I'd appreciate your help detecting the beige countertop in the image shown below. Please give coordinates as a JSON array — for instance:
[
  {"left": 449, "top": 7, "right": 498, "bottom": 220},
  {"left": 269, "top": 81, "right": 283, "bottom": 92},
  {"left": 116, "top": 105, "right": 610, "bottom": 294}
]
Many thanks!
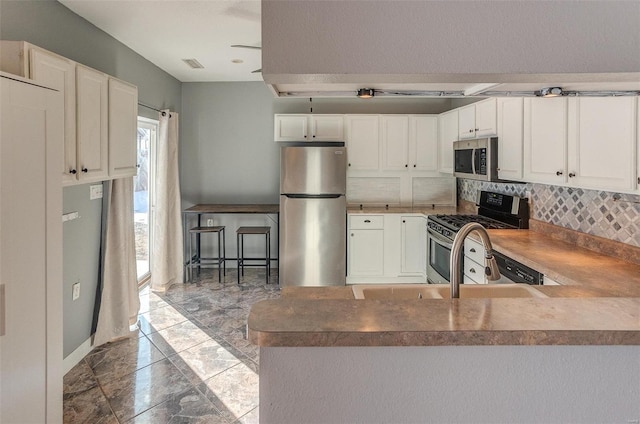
[{"left": 248, "top": 229, "right": 640, "bottom": 348}]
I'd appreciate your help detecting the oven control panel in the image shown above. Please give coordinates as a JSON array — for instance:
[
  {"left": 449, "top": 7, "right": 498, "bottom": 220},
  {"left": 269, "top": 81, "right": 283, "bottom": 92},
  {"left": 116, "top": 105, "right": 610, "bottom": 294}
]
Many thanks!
[{"left": 427, "top": 221, "right": 454, "bottom": 239}]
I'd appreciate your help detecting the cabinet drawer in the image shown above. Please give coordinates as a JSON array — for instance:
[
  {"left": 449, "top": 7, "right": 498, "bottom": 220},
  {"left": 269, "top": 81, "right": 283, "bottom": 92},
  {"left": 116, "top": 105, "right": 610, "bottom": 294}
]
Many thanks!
[
  {"left": 349, "top": 215, "right": 384, "bottom": 229},
  {"left": 464, "top": 238, "right": 485, "bottom": 265},
  {"left": 464, "top": 257, "right": 486, "bottom": 284}
]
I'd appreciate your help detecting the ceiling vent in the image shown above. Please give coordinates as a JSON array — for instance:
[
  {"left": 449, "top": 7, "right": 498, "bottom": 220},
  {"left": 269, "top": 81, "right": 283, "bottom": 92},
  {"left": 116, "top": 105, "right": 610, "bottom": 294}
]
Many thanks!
[{"left": 182, "top": 58, "right": 204, "bottom": 69}]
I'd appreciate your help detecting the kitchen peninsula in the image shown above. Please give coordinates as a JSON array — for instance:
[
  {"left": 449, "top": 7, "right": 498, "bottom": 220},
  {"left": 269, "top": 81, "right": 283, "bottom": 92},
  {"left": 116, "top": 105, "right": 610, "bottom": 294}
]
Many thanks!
[{"left": 248, "top": 228, "right": 640, "bottom": 424}]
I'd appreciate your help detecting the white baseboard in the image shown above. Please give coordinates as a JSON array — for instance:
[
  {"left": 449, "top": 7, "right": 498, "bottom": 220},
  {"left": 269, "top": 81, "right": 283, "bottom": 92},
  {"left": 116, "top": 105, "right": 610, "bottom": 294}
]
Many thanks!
[{"left": 63, "top": 336, "right": 94, "bottom": 375}]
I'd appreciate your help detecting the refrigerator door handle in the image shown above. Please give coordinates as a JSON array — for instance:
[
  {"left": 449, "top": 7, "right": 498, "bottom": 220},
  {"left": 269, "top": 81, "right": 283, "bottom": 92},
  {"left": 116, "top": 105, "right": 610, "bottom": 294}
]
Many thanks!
[{"left": 283, "top": 194, "right": 343, "bottom": 199}]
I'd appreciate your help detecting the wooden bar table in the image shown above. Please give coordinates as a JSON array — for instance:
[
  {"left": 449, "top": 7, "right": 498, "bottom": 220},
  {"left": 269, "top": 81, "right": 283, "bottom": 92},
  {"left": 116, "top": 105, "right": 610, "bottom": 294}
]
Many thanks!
[{"left": 182, "top": 204, "right": 280, "bottom": 283}]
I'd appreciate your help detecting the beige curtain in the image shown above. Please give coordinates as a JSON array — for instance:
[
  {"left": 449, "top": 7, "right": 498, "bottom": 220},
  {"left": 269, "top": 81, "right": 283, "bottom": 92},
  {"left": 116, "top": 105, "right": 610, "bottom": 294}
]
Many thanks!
[
  {"left": 94, "top": 178, "right": 140, "bottom": 347},
  {"left": 150, "top": 110, "right": 183, "bottom": 292}
]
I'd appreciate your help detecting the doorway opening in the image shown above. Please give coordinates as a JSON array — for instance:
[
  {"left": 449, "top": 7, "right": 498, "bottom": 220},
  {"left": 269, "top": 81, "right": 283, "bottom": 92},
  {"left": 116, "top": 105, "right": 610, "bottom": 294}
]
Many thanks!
[{"left": 135, "top": 117, "right": 158, "bottom": 286}]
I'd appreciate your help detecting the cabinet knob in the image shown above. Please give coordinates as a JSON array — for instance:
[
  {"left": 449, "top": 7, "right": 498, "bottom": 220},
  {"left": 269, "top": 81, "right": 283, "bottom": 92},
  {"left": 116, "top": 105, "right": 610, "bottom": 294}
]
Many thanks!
[
  {"left": 303, "top": 135, "right": 307, "bottom": 138},
  {"left": 470, "top": 268, "right": 476, "bottom": 274},
  {"left": 69, "top": 168, "right": 77, "bottom": 175},
  {"left": 568, "top": 172, "right": 576, "bottom": 178},
  {"left": 496, "top": 168, "right": 501, "bottom": 171},
  {"left": 348, "top": 163, "right": 351, "bottom": 167},
  {"left": 312, "top": 135, "right": 316, "bottom": 138},
  {"left": 413, "top": 164, "right": 416, "bottom": 168},
  {"left": 351, "top": 233, "right": 354, "bottom": 237},
  {"left": 402, "top": 220, "right": 406, "bottom": 223},
  {"left": 556, "top": 171, "right": 563, "bottom": 176},
  {"left": 469, "top": 129, "right": 473, "bottom": 133},
  {"left": 81, "top": 167, "right": 88, "bottom": 173},
  {"left": 405, "top": 164, "right": 408, "bottom": 168}
]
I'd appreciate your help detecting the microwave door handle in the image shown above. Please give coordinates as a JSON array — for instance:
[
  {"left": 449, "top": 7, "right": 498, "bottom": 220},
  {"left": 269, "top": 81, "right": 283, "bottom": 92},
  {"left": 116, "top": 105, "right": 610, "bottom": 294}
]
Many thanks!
[{"left": 472, "top": 148, "right": 478, "bottom": 175}]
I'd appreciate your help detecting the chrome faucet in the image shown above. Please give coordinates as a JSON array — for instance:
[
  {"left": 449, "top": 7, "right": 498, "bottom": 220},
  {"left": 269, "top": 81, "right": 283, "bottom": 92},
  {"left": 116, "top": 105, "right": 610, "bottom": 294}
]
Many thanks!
[{"left": 449, "top": 222, "right": 501, "bottom": 298}]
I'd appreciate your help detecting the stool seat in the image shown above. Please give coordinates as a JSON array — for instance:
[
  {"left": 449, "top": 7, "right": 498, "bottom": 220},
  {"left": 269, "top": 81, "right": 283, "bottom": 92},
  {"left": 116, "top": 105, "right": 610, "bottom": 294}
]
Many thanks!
[
  {"left": 236, "top": 226, "right": 271, "bottom": 284},
  {"left": 236, "top": 226, "right": 270, "bottom": 235},
  {"left": 187, "top": 225, "right": 226, "bottom": 282}
]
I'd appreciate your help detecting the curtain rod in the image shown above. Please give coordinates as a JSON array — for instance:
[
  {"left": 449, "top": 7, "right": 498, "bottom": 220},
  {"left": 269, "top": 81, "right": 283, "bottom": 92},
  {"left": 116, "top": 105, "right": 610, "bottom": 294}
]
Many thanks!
[{"left": 138, "top": 102, "right": 162, "bottom": 113}]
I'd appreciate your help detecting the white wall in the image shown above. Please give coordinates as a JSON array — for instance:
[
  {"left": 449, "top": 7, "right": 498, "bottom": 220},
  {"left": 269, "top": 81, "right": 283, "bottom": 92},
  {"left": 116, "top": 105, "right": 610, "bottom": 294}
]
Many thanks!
[
  {"left": 263, "top": 1, "right": 640, "bottom": 80},
  {"left": 260, "top": 345, "right": 640, "bottom": 424}
]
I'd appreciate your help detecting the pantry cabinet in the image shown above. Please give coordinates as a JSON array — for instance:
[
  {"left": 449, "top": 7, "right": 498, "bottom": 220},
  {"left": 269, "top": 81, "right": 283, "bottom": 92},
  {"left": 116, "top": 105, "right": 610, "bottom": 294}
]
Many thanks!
[
  {"left": 567, "top": 97, "right": 637, "bottom": 191},
  {"left": 345, "top": 115, "right": 380, "bottom": 171},
  {"left": 438, "top": 109, "right": 458, "bottom": 174},
  {"left": 274, "top": 114, "right": 344, "bottom": 141},
  {"left": 1, "top": 73, "right": 63, "bottom": 424},
  {"left": 0, "top": 41, "right": 139, "bottom": 184},
  {"left": 496, "top": 97, "right": 524, "bottom": 181},
  {"left": 458, "top": 98, "right": 497, "bottom": 140}
]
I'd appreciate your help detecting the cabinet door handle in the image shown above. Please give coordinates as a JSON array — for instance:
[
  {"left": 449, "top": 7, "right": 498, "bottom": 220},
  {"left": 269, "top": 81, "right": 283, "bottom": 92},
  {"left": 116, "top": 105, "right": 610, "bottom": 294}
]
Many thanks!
[
  {"left": 348, "top": 163, "right": 351, "bottom": 167},
  {"left": 402, "top": 220, "right": 406, "bottom": 223},
  {"left": 475, "top": 128, "right": 479, "bottom": 131},
  {"left": 82, "top": 167, "right": 88, "bottom": 173},
  {"left": 405, "top": 164, "right": 408, "bottom": 168},
  {"left": 413, "top": 164, "right": 416, "bottom": 168},
  {"left": 364, "top": 220, "right": 371, "bottom": 223},
  {"left": 568, "top": 172, "right": 576, "bottom": 178},
  {"left": 469, "top": 129, "right": 473, "bottom": 133},
  {"left": 69, "top": 168, "right": 77, "bottom": 174},
  {"left": 556, "top": 171, "right": 563, "bottom": 176},
  {"left": 470, "top": 268, "right": 476, "bottom": 274},
  {"left": 312, "top": 134, "right": 316, "bottom": 138},
  {"left": 470, "top": 248, "right": 476, "bottom": 253}
]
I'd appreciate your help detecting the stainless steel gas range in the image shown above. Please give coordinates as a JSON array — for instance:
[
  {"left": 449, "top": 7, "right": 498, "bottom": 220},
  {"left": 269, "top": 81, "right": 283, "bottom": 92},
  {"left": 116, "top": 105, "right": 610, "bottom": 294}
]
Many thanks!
[{"left": 427, "top": 191, "right": 529, "bottom": 285}]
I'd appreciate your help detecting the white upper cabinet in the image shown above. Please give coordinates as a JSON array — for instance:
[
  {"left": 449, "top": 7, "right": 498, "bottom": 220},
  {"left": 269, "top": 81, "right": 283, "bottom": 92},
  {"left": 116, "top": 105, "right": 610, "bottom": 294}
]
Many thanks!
[
  {"left": 345, "top": 115, "right": 380, "bottom": 171},
  {"left": 496, "top": 97, "right": 524, "bottom": 181},
  {"left": 458, "top": 98, "right": 497, "bottom": 139},
  {"left": 523, "top": 97, "right": 568, "bottom": 184},
  {"left": 438, "top": 109, "right": 458, "bottom": 174},
  {"left": 409, "top": 115, "right": 438, "bottom": 172},
  {"left": 29, "top": 47, "right": 77, "bottom": 184},
  {"left": 381, "top": 115, "right": 409, "bottom": 170},
  {"left": 76, "top": 64, "right": 109, "bottom": 183},
  {"left": 274, "top": 114, "right": 344, "bottom": 141},
  {"left": 0, "top": 41, "right": 140, "bottom": 185},
  {"left": 567, "top": 97, "right": 637, "bottom": 191},
  {"left": 108, "top": 78, "right": 138, "bottom": 179}
]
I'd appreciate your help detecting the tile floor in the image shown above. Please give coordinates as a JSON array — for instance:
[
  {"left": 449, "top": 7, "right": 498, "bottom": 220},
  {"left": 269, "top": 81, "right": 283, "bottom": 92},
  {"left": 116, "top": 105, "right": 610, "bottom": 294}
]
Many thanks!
[{"left": 63, "top": 268, "right": 280, "bottom": 423}]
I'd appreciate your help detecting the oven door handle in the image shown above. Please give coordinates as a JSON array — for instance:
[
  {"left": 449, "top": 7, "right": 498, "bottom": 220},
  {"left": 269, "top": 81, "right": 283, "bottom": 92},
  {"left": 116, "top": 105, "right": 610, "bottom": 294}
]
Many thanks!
[{"left": 427, "top": 228, "right": 453, "bottom": 247}]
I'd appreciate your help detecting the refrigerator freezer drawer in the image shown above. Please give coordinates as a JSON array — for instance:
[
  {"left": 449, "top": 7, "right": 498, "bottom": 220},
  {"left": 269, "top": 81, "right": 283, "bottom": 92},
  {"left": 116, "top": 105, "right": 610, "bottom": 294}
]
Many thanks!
[
  {"left": 280, "top": 195, "right": 346, "bottom": 287},
  {"left": 280, "top": 146, "right": 347, "bottom": 195}
]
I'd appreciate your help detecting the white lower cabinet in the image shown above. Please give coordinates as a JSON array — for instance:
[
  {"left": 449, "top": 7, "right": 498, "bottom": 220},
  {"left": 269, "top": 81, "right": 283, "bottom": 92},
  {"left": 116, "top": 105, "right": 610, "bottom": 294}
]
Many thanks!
[
  {"left": 400, "top": 216, "right": 427, "bottom": 275},
  {"left": 463, "top": 238, "right": 487, "bottom": 284},
  {"left": 347, "top": 215, "right": 384, "bottom": 277},
  {"left": 347, "top": 214, "right": 427, "bottom": 283}
]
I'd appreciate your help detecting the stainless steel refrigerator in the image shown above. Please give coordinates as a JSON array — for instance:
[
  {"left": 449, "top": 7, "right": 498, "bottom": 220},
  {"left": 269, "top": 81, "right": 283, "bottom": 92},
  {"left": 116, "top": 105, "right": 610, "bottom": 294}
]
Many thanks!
[{"left": 280, "top": 143, "right": 347, "bottom": 287}]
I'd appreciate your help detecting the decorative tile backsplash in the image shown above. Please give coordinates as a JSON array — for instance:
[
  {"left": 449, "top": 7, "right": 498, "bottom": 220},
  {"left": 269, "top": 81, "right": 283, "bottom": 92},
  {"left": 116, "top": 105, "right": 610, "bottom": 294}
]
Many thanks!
[{"left": 458, "top": 179, "right": 640, "bottom": 248}]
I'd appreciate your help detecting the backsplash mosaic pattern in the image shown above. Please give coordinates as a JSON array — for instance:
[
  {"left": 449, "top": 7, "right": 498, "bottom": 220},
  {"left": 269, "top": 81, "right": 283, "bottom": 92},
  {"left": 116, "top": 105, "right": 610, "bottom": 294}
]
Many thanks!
[{"left": 458, "top": 179, "right": 640, "bottom": 248}]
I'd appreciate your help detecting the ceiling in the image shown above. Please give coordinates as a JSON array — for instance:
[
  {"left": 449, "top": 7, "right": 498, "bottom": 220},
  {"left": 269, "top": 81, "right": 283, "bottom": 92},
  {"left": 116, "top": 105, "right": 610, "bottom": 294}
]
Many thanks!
[{"left": 59, "top": 0, "right": 263, "bottom": 82}]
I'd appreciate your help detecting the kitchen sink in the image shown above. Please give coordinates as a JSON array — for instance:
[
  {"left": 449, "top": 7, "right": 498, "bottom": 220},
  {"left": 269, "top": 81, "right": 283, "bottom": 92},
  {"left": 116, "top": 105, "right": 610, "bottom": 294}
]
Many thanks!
[{"left": 351, "top": 284, "right": 548, "bottom": 300}]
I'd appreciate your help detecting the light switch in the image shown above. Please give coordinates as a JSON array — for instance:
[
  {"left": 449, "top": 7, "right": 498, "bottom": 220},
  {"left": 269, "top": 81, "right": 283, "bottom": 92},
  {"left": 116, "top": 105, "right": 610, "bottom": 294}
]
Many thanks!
[
  {"left": 72, "top": 282, "right": 80, "bottom": 301},
  {"left": 90, "top": 184, "right": 103, "bottom": 200}
]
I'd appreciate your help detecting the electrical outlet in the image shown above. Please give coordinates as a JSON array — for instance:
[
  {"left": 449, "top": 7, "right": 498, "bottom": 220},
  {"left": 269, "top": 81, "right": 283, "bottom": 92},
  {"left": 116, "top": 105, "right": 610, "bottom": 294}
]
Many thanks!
[
  {"left": 72, "top": 282, "right": 80, "bottom": 301},
  {"left": 90, "top": 184, "right": 103, "bottom": 200},
  {"left": 207, "top": 219, "right": 214, "bottom": 226}
]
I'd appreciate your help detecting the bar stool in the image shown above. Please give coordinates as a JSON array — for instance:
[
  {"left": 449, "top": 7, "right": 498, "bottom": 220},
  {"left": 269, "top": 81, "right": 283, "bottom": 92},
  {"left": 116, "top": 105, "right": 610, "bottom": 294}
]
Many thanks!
[
  {"left": 236, "top": 226, "right": 270, "bottom": 284},
  {"left": 188, "top": 225, "right": 225, "bottom": 282}
]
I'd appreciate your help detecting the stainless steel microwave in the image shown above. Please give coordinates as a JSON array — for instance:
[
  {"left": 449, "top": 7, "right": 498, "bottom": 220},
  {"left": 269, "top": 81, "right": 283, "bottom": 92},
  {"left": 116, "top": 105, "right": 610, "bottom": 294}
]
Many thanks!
[{"left": 453, "top": 137, "right": 499, "bottom": 181}]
